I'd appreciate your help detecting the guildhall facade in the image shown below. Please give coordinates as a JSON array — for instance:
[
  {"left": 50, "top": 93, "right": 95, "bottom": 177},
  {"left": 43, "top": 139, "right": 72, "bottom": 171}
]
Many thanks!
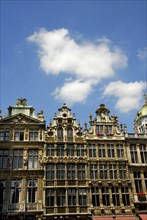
[{"left": 0, "top": 98, "right": 146, "bottom": 220}]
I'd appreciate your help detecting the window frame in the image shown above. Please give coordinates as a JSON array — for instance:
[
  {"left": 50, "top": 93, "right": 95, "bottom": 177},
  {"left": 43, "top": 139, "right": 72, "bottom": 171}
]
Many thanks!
[
  {"left": 12, "top": 149, "right": 23, "bottom": 169},
  {"left": 46, "top": 164, "right": 55, "bottom": 180},
  {"left": 0, "top": 131, "right": 10, "bottom": 141},
  {"left": 28, "top": 149, "right": 38, "bottom": 169},
  {"left": 27, "top": 179, "right": 37, "bottom": 203},
  {"left": 10, "top": 179, "right": 21, "bottom": 204},
  {"left": 90, "top": 164, "right": 98, "bottom": 179},
  {"left": 0, "top": 149, "right": 9, "bottom": 169},
  {"left": 56, "top": 163, "right": 65, "bottom": 180}
]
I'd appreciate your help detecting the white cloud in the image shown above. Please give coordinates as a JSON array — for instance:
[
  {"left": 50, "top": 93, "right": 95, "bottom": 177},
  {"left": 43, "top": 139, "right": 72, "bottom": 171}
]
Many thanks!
[
  {"left": 53, "top": 80, "right": 94, "bottom": 105},
  {"left": 27, "top": 28, "right": 127, "bottom": 104},
  {"left": 137, "top": 48, "right": 147, "bottom": 60},
  {"left": 103, "top": 81, "right": 146, "bottom": 113}
]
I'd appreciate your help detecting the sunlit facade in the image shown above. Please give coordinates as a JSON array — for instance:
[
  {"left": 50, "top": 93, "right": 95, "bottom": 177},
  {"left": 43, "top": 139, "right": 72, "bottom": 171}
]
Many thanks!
[{"left": 0, "top": 98, "right": 146, "bottom": 220}]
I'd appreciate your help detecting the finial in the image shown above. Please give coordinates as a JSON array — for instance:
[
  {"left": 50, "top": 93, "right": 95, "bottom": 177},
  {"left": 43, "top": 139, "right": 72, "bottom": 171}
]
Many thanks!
[
  {"left": 84, "top": 121, "right": 87, "bottom": 129},
  {"left": 49, "top": 119, "right": 52, "bottom": 126},
  {"left": 89, "top": 113, "right": 92, "bottom": 121}
]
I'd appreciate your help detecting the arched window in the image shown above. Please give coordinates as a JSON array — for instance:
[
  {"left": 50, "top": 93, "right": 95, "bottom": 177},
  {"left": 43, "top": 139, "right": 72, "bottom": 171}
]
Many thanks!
[
  {"left": 57, "top": 127, "right": 63, "bottom": 141},
  {"left": 67, "top": 128, "right": 73, "bottom": 141}
]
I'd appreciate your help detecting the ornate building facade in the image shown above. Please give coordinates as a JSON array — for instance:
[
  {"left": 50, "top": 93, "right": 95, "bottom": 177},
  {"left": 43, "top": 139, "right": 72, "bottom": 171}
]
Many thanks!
[{"left": 0, "top": 98, "right": 146, "bottom": 220}]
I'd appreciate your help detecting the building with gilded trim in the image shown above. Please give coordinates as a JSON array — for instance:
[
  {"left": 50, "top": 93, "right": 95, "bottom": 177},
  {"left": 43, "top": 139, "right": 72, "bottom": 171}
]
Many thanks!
[{"left": 0, "top": 98, "right": 146, "bottom": 220}]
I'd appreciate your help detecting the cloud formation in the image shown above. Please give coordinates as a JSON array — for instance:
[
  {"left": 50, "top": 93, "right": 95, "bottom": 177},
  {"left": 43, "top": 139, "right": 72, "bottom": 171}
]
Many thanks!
[
  {"left": 137, "top": 48, "right": 147, "bottom": 60},
  {"left": 53, "top": 80, "right": 94, "bottom": 105},
  {"left": 103, "top": 81, "right": 146, "bottom": 113},
  {"left": 27, "top": 28, "right": 128, "bottom": 105}
]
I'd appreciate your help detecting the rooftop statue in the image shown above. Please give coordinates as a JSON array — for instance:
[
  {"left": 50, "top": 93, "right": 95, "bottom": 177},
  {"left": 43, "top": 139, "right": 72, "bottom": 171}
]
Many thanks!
[{"left": 16, "top": 98, "right": 27, "bottom": 106}]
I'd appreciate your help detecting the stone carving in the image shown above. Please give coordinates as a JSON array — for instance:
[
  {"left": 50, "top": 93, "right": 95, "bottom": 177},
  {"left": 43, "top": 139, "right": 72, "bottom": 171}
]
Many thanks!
[
  {"left": 16, "top": 98, "right": 27, "bottom": 106},
  {"left": 23, "top": 156, "right": 28, "bottom": 166},
  {"left": 39, "top": 155, "right": 43, "bottom": 165}
]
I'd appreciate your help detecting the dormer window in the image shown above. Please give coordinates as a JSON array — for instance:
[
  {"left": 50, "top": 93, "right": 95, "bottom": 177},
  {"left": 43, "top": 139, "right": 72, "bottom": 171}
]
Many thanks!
[
  {"left": 48, "top": 131, "right": 53, "bottom": 137},
  {"left": 68, "top": 119, "right": 72, "bottom": 125},
  {"left": 57, "top": 127, "right": 63, "bottom": 141},
  {"left": 67, "top": 128, "right": 73, "bottom": 141},
  {"left": 58, "top": 119, "right": 62, "bottom": 125},
  {"left": 76, "top": 131, "right": 82, "bottom": 137},
  {"left": 14, "top": 131, "right": 24, "bottom": 141},
  {"left": 105, "top": 125, "right": 112, "bottom": 134},
  {"left": 96, "top": 125, "right": 103, "bottom": 135}
]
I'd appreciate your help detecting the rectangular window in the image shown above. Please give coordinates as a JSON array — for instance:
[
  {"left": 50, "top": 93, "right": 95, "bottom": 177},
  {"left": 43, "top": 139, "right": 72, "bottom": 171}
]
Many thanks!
[
  {"left": 77, "top": 144, "right": 84, "bottom": 157},
  {"left": 0, "top": 131, "right": 10, "bottom": 141},
  {"left": 29, "top": 132, "right": 38, "bottom": 141},
  {"left": 110, "top": 163, "right": 117, "bottom": 179},
  {"left": 105, "top": 125, "right": 112, "bottom": 134},
  {"left": 0, "top": 180, "right": 5, "bottom": 208},
  {"left": 27, "top": 179, "right": 37, "bottom": 203},
  {"left": 134, "top": 172, "right": 142, "bottom": 193},
  {"left": 116, "top": 144, "right": 124, "bottom": 157},
  {"left": 10, "top": 179, "right": 21, "bottom": 203},
  {"left": 102, "top": 187, "right": 110, "bottom": 206},
  {"left": 144, "top": 172, "right": 147, "bottom": 191},
  {"left": 57, "top": 189, "right": 65, "bottom": 206},
  {"left": 0, "top": 150, "right": 9, "bottom": 169},
  {"left": 46, "top": 189, "right": 54, "bottom": 206},
  {"left": 28, "top": 150, "right": 38, "bottom": 169},
  {"left": 98, "top": 144, "right": 105, "bottom": 157},
  {"left": 46, "top": 144, "right": 54, "bottom": 156},
  {"left": 77, "top": 164, "right": 85, "bottom": 179},
  {"left": 107, "top": 144, "right": 115, "bottom": 157},
  {"left": 46, "top": 164, "right": 55, "bottom": 180},
  {"left": 89, "top": 144, "right": 96, "bottom": 157},
  {"left": 67, "top": 144, "right": 74, "bottom": 156},
  {"left": 90, "top": 164, "right": 98, "bottom": 179},
  {"left": 14, "top": 131, "right": 24, "bottom": 141},
  {"left": 68, "top": 189, "right": 76, "bottom": 206},
  {"left": 112, "top": 187, "right": 120, "bottom": 206},
  {"left": 130, "top": 145, "right": 138, "bottom": 163},
  {"left": 119, "top": 164, "right": 126, "bottom": 179},
  {"left": 12, "top": 149, "right": 23, "bottom": 169},
  {"left": 92, "top": 187, "right": 100, "bottom": 207},
  {"left": 96, "top": 125, "right": 103, "bottom": 135},
  {"left": 57, "top": 164, "right": 65, "bottom": 179},
  {"left": 67, "top": 164, "right": 76, "bottom": 179},
  {"left": 57, "top": 144, "right": 64, "bottom": 157},
  {"left": 78, "top": 189, "right": 87, "bottom": 206},
  {"left": 100, "top": 164, "right": 107, "bottom": 179},
  {"left": 140, "top": 145, "right": 147, "bottom": 163},
  {"left": 121, "top": 187, "right": 130, "bottom": 206}
]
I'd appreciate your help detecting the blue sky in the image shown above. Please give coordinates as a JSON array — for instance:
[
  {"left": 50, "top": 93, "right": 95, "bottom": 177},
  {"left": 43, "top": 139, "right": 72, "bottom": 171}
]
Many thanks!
[{"left": 0, "top": 0, "right": 147, "bottom": 132}]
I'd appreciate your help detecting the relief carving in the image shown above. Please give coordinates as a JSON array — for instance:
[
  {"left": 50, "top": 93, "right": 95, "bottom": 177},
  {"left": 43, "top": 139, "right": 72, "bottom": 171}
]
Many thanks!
[{"left": 23, "top": 155, "right": 28, "bottom": 166}]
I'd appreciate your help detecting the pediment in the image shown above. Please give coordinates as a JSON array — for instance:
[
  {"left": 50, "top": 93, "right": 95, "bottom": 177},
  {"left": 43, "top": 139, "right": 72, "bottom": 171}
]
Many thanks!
[{"left": 1, "top": 113, "right": 44, "bottom": 124}]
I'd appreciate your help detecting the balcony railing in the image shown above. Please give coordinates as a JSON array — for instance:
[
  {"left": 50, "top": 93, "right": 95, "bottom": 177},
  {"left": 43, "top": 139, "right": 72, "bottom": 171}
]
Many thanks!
[{"left": 1, "top": 203, "right": 42, "bottom": 212}]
